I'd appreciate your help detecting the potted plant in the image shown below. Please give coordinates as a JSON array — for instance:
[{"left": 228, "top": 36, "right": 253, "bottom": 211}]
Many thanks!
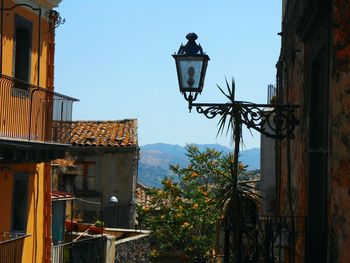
[{"left": 89, "top": 220, "right": 104, "bottom": 234}]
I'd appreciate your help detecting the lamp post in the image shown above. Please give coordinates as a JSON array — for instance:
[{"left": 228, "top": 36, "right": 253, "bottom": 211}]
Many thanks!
[
  {"left": 173, "top": 33, "right": 299, "bottom": 263},
  {"left": 109, "top": 195, "right": 119, "bottom": 227}
]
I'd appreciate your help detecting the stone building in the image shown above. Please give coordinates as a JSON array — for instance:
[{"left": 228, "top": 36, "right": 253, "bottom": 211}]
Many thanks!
[
  {"left": 53, "top": 119, "right": 139, "bottom": 229},
  {"left": 274, "top": 0, "right": 350, "bottom": 262}
]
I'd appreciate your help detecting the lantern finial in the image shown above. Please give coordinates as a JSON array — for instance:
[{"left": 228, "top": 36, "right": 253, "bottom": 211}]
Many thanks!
[{"left": 186, "top": 33, "right": 198, "bottom": 41}]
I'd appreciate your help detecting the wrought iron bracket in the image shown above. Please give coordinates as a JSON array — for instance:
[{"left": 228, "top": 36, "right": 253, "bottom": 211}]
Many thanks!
[
  {"left": 53, "top": 12, "right": 65, "bottom": 29},
  {"left": 190, "top": 101, "right": 299, "bottom": 140}
]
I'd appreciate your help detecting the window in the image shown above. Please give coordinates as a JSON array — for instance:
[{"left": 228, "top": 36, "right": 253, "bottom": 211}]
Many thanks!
[
  {"left": 13, "top": 15, "right": 32, "bottom": 93},
  {"left": 75, "top": 162, "right": 96, "bottom": 192},
  {"left": 12, "top": 173, "right": 29, "bottom": 232}
]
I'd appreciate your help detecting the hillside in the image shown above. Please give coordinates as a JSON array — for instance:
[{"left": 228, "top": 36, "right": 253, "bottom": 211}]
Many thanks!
[{"left": 138, "top": 143, "right": 260, "bottom": 188}]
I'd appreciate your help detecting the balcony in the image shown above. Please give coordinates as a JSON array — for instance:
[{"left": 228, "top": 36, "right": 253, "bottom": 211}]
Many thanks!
[
  {"left": 52, "top": 236, "right": 105, "bottom": 263},
  {"left": 217, "top": 215, "right": 306, "bottom": 263},
  {"left": 0, "top": 232, "right": 30, "bottom": 263},
  {"left": 0, "top": 74, "right": 78, "bottom": 163}
]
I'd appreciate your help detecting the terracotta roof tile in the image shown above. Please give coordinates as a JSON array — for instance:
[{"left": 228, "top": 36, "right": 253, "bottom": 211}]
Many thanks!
[
  {"left": 54, "top": 119, "right": 138, "bottom": 148},
  {"left": 135, "top": 183, "right": 151, "bottom": 206}
]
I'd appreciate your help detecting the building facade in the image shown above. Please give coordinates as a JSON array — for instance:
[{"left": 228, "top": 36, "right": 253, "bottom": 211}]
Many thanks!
[
  {"left": 53, "top": 119, "right": 139, "bottom": 229},
  {"left": 276, "top": 0, "right": 350, "bottom": 262},
  {"left": 260, "top": 108, "right": 277, "bottom": 216},
  {"left": 0, "top": 1, "right": 77, "bottom": 262}
]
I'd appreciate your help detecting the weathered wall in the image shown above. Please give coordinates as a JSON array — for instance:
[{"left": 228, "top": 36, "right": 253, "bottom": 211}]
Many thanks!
[
  {"left": 114, "top": 234, "right": 150, "bottom": 263},
  {"left": 100, "top": 151, "right": 138, "bottom": 228},
  {"left": 277, "top": 3, "right": 308, "bottom": 259},
  {"left": 71, "top": 148, "right": 138, "bottom": 228},
  {"left": 278, "top": 0, "right": 350, "bottom": 262},
  {"left": 278, "top": 0, "right": 308, "bottom": 218},
  {"left": 328, "top": 1, "right": 350, "bottom": 262}
]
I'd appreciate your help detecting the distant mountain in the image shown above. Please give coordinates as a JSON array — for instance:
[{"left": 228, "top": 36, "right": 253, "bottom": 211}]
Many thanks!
[
  {"left": 138, "top": 143, "right": 260, "bottom": 188},
  {"left": 141, "top": 143, "right": 187, "bottom": 170}
]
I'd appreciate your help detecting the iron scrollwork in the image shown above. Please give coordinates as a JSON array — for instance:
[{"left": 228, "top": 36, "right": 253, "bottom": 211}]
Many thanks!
[
  {"left": 195, "top": 104, "right": 229, "bottom": 119},
  {"left": 54, "top": 15, "right": 66, "bottom": 28},
  {"left": 193, "top": 102, "right": 299, "bottom": 139}
]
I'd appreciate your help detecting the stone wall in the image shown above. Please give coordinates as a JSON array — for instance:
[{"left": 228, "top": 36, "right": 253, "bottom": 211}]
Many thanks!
[
  {"left": 277, "top": 0, "right": 350, "bottom": 262},
  {"left": 114, "top": 233, "right": 150, "bottom": 263},
  {"left": 329, "top": 1, "right": 350, "bottom": 262}
]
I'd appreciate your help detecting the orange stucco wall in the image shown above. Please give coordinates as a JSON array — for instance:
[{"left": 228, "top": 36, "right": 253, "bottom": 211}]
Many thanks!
[
  {"left": 0, "top": 0, "right": 54, "bottom": 141},
  {"left": 0, "top": 1, "right": 57, "bottom": 262},
  {"left": 0, "top": 163, "right": 48, "bottom": 263},
  {"left": 1, "top": 0, "right": 51, "bottom": 87}
]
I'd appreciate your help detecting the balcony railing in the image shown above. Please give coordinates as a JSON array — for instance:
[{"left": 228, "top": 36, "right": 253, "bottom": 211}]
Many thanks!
[
  {"left": 52, "top": 236, "right": 105, "bottom": 263},
  {"left": 52, "top": 242, "right": 65, "bottom": 263},
  {"left": 0, "top": 74, "right": 77, "bottom": 144},
  {"left": 218, "top": 216, "right": 306, "bottom": 263},
  {"left": 0, "top": 232, "right": 30, "bottom": 263},
  {"left": 241, "top": 216, "right": 306, "bottom": 263}
]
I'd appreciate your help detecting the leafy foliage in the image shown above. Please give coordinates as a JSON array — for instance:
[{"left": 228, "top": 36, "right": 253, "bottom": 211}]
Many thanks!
[
  {"left": 217, "top": 78, "right": 236, "bottom": 137},
  {"left": 137, "top": 145, "right": 257, "bottom": 262}
]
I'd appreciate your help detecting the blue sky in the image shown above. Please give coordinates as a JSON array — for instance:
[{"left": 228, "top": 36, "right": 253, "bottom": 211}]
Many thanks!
[{"left": 54, "top": 1, "right": 282, "bottom": 149}]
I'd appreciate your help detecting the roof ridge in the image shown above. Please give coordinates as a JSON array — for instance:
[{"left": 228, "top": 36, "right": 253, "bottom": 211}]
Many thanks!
[{"left": 70, "top": 119, "right": 137, "bottom": 123}]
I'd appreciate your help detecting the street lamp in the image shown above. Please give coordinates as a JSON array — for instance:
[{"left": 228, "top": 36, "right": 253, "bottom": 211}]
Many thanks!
[
  {"left": 172, "top": 33, "right": 210, "bottom": 104},
  {"left": 109, "top": 196, "right": 119, "bottom": 204},
  {"left": 109, "top": 195, "right": 119, "bottom": 227},
  {"left": 173, "top": 33, "right": 299, "bottom": 263}
]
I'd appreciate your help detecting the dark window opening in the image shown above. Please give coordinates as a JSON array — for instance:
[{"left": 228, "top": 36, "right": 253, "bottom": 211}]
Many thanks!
[
  {"left": 13, "top": 15, "right": 32, "bottom": 92},
  {"left": 306, "top": 50, "right": 328, "bottom": 263},
  {"left": 12, "top": 173, "right": 29, "bottom": 232},
  {"left": 75, "top": 162, "right": 96, "bottom": 193}
]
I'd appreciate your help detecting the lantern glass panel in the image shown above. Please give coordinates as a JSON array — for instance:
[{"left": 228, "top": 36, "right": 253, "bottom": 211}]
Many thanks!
[{"left": 178, "top": 58, "right": 203, "bottom": 90}]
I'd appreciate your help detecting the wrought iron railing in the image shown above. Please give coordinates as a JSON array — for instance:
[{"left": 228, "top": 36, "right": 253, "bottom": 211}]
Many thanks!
[
  {"left": 52, "top": 236, "right": 105, "bottom": 263},
  {"left": 0, "top": 74, "right": 77, "bottom": 143},
  {"left": 240, "top": 216, "right": 306, "bottom": 263},
  {"left": 0, "top": 232, "right": 30, "bottom": 263},
  {"left": 219, "top": 216, "right": 306, "bottom": 263}
]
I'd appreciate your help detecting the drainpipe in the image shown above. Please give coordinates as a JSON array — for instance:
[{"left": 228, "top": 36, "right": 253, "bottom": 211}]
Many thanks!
[
  {"left": 44, "top": 163, "right": 53, "bottom": 263},
  {"left": 47, "top": 10, "right": 57, "bottom": 91},
  {"left": 46, "top": 10, "right": 57, "bottom": 141},
  {"left": 44, "top": 12, "right": 57, "bottom": 263}
]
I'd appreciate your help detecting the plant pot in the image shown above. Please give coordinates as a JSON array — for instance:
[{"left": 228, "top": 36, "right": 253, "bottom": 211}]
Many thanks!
[
  {"left": 76, "top": 223, "right": 90, "bottom": 232},
  {"left": 88, "top": 225, "right": 104, "bottom": 234},
  {"left": 65, "top": 221, "right": 77, "bottom": 231}
]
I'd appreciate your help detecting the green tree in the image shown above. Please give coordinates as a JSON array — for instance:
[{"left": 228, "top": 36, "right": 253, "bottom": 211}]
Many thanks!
[{"left": 137, "top": 145, "right": 255, "bottom": 262}]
